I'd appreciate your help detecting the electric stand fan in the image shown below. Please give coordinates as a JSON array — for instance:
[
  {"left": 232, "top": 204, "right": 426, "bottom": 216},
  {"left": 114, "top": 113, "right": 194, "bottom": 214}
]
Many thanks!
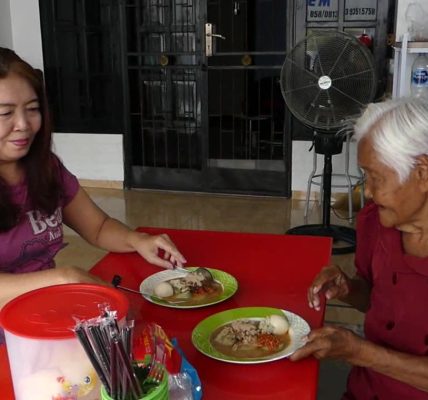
[{"left": 280, "top": 30, "right": 376, "bottom": 254}]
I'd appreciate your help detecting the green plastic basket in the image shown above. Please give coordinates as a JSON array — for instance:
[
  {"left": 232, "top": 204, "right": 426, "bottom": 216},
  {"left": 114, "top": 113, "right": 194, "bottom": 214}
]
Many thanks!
[{"left": 100, "top": 372, "right": 168, "bottom": 400}]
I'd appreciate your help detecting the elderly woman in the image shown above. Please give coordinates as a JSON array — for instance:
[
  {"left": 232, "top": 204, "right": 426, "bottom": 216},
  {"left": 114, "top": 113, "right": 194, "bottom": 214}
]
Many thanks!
[{"left": 290, "top": 97, "right": 428, "bottom": 399}]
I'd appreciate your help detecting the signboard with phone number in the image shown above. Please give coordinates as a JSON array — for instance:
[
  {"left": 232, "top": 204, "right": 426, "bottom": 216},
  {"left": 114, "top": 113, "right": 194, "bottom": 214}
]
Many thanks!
[
  {"left": 307, "top": 0, "right": 377, "bottom": 22},
  {"left": 307, "top": 0, "right": 338, "bottom": 22},
  {"left": 344, "top": 0, "right": 377, "bottom": 21}
]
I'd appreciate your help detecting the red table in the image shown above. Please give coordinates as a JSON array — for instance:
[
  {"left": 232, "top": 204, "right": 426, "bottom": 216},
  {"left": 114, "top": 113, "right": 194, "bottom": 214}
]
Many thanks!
[{"left": 0, "top": 228, "right": 331, "bottom": 399}]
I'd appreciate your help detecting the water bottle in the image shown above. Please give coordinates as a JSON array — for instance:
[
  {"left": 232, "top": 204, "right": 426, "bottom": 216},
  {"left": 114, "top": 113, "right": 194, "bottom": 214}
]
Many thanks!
[{"left": 411, "top": 54, "right": 428, "bottom": 98}]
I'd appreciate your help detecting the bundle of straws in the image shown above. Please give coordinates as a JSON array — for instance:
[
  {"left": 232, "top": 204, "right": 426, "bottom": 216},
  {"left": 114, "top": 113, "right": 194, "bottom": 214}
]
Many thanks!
[{"left": 73, "top": 305, "right": 153, "bottom": 400}]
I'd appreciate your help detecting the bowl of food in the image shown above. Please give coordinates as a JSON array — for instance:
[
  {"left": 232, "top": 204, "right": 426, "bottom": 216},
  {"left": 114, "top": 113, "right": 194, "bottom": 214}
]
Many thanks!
[{"left": 140, "top": 267, "right": 238, "bottom": 308}]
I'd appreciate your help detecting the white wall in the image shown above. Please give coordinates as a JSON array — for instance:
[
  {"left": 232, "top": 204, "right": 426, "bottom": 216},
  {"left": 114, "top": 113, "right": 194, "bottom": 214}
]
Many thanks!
[
  {"left": 0, "top": 1, "right": 12, "bottom": 48},
  {"left": 52, "top": 134, "right": 124, "bottom": 181},
  {"left": 9, "top": 0, "right": 44, "bottom": 69},
  {"left": 292, "top": 140, "right": 360, "bottom": 194},
  {"left": 1, "top": 0, "right": 360, "bottom": 194},
  {"left": 395, "top": 0, "right": 428, "bottom": 41}
]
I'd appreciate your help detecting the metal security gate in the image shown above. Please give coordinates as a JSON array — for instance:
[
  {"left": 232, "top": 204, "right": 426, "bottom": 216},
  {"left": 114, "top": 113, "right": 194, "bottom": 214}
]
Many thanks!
[{"left": 122, "top": 0, "right": 290, "bottom": 196}]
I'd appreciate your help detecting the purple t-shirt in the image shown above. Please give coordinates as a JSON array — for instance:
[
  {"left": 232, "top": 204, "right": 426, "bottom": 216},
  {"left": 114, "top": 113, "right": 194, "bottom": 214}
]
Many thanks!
[{"left": 0, "top": 161, "right": 79, "bottom": 274}]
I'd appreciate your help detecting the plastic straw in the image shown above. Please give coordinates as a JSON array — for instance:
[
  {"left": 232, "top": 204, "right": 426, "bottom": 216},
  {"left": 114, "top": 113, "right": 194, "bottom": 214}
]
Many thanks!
[
  {"left": 112, "top": 336, "right": 143, "bottom": 399},
  {"left": 122, "top": 319, "right": 135, "bottom": 360},
  {"left": 120, "top": 371, "right": 128, "bottom": 400},
  {"left": 110, "top": 340, "right": 118, "bottom": 399},
  {"left": 74, "top": 308, "right": 142, "bottom": 400},
  {"left": 74, "top": 324, "right": 111, "bottom": 394},
  {"left": 88, "top": 324, "right": 111, "bottom": 374}
]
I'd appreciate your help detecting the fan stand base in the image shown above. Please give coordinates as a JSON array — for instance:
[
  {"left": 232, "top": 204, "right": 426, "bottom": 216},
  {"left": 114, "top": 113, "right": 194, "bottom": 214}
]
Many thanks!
[{"left": 286, "top": 224, "right": 355, "bottom": 255}]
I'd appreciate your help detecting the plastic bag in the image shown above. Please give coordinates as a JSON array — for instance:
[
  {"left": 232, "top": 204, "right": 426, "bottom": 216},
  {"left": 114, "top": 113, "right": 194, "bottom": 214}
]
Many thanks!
[
  {"left": 406, "top": 3, "right": 428, "bottom": 41},
  {"left": 171, "top": 338, "right": 202, "bottom": 400},
  {"left": 168, "top": 372, "right": 194, "bottom": 400}
]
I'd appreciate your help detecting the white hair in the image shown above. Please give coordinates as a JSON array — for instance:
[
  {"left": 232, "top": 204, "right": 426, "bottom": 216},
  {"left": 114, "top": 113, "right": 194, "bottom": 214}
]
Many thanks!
[{"left": 354, "top": 97, "right": 428, "bottom": 183}]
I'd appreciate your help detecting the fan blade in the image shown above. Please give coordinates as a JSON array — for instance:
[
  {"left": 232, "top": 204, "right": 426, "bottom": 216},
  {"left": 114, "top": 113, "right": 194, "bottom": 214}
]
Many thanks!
[
  {"left": 312, "top": 36, "right": 326, "bottom": 76},
  {"left": 327, "top": 41, "right": 350, "bottom": 77},
  {"left": 283, "top": 56, "right": 320, "bottom": 81},
  {"left": 332, "top": 68, "right": 375, "bottom": 82},
  {"left": 330, "top": 85, "right": 367, "bottom": 107},
  {"left": 284, "top": 82, "right": 320, "bottom": 95},
  {"left": 303, "top": 89, "right": 323, "bottom": 120}
]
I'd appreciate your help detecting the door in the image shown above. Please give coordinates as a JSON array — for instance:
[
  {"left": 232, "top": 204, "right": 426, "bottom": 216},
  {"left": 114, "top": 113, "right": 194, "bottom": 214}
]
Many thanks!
[{"left": 123, "top": 0, "right": 290, "bottom": 196}]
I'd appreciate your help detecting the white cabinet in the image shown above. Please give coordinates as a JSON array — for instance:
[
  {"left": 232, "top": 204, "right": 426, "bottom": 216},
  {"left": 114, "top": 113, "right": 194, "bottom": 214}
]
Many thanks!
[{"left": 393, "top": 32, "right": 428, "bottom": 98}]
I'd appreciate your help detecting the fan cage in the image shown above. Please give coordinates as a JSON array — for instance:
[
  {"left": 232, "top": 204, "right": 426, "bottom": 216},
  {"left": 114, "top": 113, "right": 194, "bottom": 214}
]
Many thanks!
[{"left": 280, "top": 30, "right": 376, "bottom": 131}]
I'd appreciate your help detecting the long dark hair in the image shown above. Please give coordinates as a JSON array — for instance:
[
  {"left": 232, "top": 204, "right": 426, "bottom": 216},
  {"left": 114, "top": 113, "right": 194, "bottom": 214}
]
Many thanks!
[{"left": 0, "top": 48, "right": 61, "bottom": 232}]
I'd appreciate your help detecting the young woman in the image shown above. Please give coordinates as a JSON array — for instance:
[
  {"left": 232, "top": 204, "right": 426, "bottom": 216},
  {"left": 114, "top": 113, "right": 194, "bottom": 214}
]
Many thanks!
[
  {"left": 291, "top": 97, "right": 428, "bottom": 399},
  {"left": 0, "top": 47, "right": 186, "bottom": 311}
]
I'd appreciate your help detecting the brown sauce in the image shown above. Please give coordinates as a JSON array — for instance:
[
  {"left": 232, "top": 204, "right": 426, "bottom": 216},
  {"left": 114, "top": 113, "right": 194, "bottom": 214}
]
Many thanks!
[
  {"left": 163, "top": 280, "right": 223, "bottom": 306},
  {"left": 210, "top": 322, "right": 290, "bottom": 359}
]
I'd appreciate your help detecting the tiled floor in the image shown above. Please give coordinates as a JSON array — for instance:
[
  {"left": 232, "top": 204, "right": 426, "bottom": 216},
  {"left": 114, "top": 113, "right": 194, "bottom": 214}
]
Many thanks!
[{"left": 55, "top": 186, "right": 364, "bottom": 399}]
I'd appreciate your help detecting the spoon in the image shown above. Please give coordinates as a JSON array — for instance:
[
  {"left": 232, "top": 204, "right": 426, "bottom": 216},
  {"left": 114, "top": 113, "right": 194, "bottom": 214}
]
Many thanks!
[
  {"left": 111, "top": 275, "right": 188, "bottom": 303},
  {"left": 174, "top": 267, "right": 215, "bottom": 283},
  {"left": 193, "top": 267, "right": 215, "bottom": 282}
]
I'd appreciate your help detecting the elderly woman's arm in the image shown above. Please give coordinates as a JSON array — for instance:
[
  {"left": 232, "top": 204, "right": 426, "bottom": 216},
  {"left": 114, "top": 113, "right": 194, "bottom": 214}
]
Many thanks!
[{"left": 290, "top": 326, "right": 428, "bottom": 392}]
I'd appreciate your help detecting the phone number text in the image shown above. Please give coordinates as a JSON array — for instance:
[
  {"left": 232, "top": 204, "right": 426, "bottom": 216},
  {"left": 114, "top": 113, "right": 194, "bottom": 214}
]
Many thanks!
[
  {"left": 345, "top": 7, "right": 376, "bottom": 16},
  {"left": 309, "top": 10, "right": 338, "bottom": 18}
]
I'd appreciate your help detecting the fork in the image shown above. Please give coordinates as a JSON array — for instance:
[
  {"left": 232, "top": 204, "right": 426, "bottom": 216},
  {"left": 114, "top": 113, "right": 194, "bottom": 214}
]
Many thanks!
[
  {"left": 146, "top": 360, "right": 165, "bottom": 384},
  {"left": 145, "top": 340, "right": 166, "bottom": 385}
]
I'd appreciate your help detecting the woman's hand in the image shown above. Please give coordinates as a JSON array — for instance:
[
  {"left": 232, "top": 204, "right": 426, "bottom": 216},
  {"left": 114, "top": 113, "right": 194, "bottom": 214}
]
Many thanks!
[
  {"left": 130, "top": 233, "right": 187, "bottom": 269},
  {"left": 308, "top": 264, "right": 351, "bottom": 311},
  {"left": 290, "top": 326, "right": 363, "bottom": 363},
  {"left": 63, "top": 189, "right": 186, "bottom": 269}
]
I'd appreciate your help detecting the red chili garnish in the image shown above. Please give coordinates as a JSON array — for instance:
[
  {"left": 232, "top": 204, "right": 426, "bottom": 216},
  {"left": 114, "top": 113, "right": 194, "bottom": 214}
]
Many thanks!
[
  {"left": 192, "top": 287, "right": 205, "bottom": 296},
  {"left": 203, "top": 285, "right": 215, "bottom": 294},
  {"left": 257, "top": 334, "right": 281, "bottom": 351}
]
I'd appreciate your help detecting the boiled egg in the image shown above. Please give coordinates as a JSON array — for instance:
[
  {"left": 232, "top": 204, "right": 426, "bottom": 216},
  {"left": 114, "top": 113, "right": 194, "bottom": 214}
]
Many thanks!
[
  {"left": 266, "top": 314, "right": 289, "bottom": 335},
  {"left": 154, "top": 282, "right": 174, "bottom": 298}
]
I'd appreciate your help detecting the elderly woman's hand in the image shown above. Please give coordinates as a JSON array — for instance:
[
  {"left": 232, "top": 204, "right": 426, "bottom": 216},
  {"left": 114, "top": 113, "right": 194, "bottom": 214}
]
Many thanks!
[
  {"left": 130, "top": 233, "right": 186, "bottom": 269},
  {"left": 308, "top": 264, "right": 351, "bottom": 311},
  {"left": 290, "top": 326, "right": 364, "bottom": 363}
]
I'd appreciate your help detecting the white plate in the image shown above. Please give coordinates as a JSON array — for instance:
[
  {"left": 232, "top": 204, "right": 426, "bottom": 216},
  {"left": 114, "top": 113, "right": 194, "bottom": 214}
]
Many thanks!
[{"left": 139, "top": 267, "right": 238, "bottom": 309}]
